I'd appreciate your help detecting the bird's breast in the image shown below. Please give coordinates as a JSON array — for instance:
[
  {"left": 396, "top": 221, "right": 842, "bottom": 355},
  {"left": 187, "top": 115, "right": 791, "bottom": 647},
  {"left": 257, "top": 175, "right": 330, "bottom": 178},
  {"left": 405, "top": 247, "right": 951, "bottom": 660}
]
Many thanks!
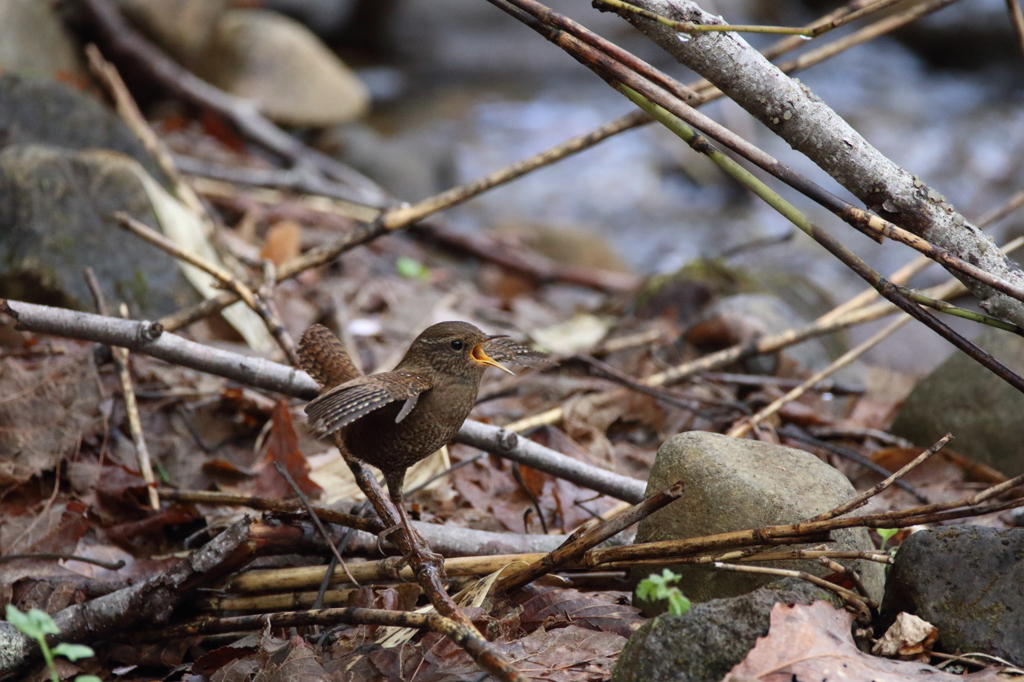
[{"left": 339, "top": 382, "right": 478, "bottom": 472}]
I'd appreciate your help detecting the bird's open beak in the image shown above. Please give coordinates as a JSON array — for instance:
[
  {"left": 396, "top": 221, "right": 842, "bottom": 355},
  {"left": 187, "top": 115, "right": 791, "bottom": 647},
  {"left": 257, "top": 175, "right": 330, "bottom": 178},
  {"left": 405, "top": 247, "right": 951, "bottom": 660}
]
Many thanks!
[{"left": 472, "top": 341, "right": 515, "bottom": 375}]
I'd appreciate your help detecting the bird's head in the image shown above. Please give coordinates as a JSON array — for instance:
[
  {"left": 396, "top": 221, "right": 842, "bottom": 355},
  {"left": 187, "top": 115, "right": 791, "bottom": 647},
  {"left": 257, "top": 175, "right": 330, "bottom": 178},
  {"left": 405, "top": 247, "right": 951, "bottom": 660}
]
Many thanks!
[{"left": 399, "top": 321, "right": 515, "bottom": 378}]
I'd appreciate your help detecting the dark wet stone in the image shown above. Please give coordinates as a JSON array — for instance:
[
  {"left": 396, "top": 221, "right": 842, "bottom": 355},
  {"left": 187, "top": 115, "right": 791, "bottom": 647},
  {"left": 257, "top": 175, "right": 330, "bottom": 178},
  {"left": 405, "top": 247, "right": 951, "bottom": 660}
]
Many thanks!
[
  {"left": 0, "top": 74, "right": 166, "bottom": 182},
  {"left": 0, "top": 145, "right": 197, "bottom": 317},
  {"left": 613, "top": 579, "right": 838, "bottom": 682},
  {"left": 891, "top": 327, "right": 1024, "bottom": 477},
  {"left": 881, "top": 525, "right": 1024, "bottom": 665}
]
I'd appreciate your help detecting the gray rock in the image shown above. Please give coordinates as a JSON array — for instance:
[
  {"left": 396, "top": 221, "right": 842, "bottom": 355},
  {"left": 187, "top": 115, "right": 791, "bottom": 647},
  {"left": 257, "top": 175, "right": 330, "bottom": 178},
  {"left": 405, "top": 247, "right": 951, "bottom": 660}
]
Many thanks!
[
  {"left": 320, "top": 121, "right": 450, "bottom": 200},
  {"left": 0, "top": 0, "right": 85, "bottom": 80},
  {"left": 0, "top": 75, "right": 166, "bottom": 182},
  {"left": 115, "top": 0, "right": 229, "bottom": 67},
  {"left": 685, "top": 293, "right": 862, "bottom": 384},
  {"left": 613, "top": 579, "right": 837, "bottom": 682},
  {"left": 264, "top": 0, "right": 358, "bottom": 36},
  {"left": 896, "top": 0, "right": 1020, "bottom": 68},
  {"left": 0, "top": 145, "right": 197, "bottom": 317},
  {"left": 633, "top": 431, "right": 884, "bottom": 611},
  {"left": 881, "top": 525, "right": 1024, "bottom": 666},
  {"left": 891, "top": 327, "right": 1024, "bottom": 477},
  {"left": 195, "top": 9, "right": 370, "bottom": 127}
]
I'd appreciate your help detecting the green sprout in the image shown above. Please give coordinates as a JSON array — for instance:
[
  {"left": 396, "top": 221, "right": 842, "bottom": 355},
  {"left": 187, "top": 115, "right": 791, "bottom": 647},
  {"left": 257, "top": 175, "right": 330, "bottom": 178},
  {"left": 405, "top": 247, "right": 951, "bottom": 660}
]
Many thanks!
[
  {"left": 5, "top": 605, "right": 101, "bottom": 682},
  {"left": 396, "top": 256, "right": 431, "bottom": 281},
  {"left": 877, "top": 528, "right": 899, "bottom": 552},
  {"left": 637, "top": 568, "right": 692, "bottom": 616}
]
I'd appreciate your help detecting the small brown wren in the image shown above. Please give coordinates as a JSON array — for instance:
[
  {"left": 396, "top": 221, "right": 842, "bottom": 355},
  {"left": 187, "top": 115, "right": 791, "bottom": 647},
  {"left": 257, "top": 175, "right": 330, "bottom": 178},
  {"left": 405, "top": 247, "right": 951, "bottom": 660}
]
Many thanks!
[{"left": 298, "top": 321, "right": 543, "bottom": 542}]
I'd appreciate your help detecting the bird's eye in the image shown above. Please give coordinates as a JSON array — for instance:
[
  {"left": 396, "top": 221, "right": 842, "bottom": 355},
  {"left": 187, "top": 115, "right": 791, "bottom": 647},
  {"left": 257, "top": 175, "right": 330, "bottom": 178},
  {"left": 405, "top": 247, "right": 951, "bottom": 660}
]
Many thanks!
[{"left": 450, "top": 339, "right": 464, "bottom": 351}]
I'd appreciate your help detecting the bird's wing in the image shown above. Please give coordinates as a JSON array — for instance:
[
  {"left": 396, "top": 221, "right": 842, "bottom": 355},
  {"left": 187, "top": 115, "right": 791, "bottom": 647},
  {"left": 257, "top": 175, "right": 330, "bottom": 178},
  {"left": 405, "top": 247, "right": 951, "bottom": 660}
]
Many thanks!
[
  {"left": 304, "top": 372, "right": 432, "bottom": 436},
  {"left": 298, "top": 324, "right": 363, "bottom": 390}
]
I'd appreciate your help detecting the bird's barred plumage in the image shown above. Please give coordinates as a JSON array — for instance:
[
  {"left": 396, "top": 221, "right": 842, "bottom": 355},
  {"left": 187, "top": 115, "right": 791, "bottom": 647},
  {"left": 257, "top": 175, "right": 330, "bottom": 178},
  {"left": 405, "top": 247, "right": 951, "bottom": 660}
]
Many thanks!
[
  {"left": 304, "top": 372, "right": 432, "bottom": 437},
  {"left": 298, "top": 321, "right": 552, "bottom": 547},
  {"left": 298, "top": 324, "right": 362, "bottom": 390}
]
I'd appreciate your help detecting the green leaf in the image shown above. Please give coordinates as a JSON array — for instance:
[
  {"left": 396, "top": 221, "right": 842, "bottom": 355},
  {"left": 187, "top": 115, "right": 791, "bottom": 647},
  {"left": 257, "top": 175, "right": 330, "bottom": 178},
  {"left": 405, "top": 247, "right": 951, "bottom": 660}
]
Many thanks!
[
  {"left": 5, "top": 605, "right": 34, "bottom": 636},
  {"left": 660, "top": 568, "right": 681, "bottom": 582},
  {"left": 28, "top": 608, "right": 61, "bottom": 637},
  {"left": 53, "top": 643, "right": 95, "bottom": 662},
  {"left": 666, "top": 592, "right": 692, "bottom": 616},
  {"left": 396, "top": 256, "right": 430, "bottom": 280},
  {"left": 75, "top": 676, "right": 103, "bottom": 682},
  {"left": 877, "top": 528, "right": 899, "bottom": 551},
  {"left": 637, "top": 569, "right": 690, "bottom": 615}
]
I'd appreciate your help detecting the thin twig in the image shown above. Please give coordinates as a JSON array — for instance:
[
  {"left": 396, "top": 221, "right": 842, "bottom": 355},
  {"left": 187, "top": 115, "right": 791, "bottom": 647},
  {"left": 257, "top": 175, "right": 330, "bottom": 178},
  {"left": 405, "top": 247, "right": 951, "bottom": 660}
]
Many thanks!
[
  {"left": 499, "top": 301, "right": 896, "bottom": 433},
  {"left": 0, "top": 346, "right": 66, "bottom": 359},
  {"left": 0, "top": 553, "right": 126, "bottom": 570},
  {"left": 115, "top": 302, "right": 160, "bottom": 509},
  {"left": 85, "top": 44, "right": 207, "bottom": 218},
  {"left": 83, "top": 267, "right": 159, "bottom": 509},
  {"left": 155, "top": 0, "right": 968, "bottom": 338},
  {"left": 809, "top": 433, "right": 953, "bottom": 522},
  {"left": 115, "top": 212, "right": 259, "bottom": 310},
  {"left": 700, "top": 372, "right": 864, "bottom": 395},
  {"left": 133, "top": 606, "right": 527, "bottom": 682},
  {"left": 114, "top": 212, "right": 299, "bottom": 365},
  {"left": 727, "top": 315, "right": 910, "bottom": 438},
  {"left": 496, "top": 480, "right": 685, "bottom": 593},
  {"left": 223, "top": 546, "right": 893, "bottom": 595},
  {"left": 619, "top": 85, "right": 1024, "bottom": 389},
  {"left": 712, "top": 561, "right": 875, "bottom": 613},
  {"left": 409, "top": 223, "right": 640, "bottom": 293},
  {"left": 1, "top": 299, "right": 648, "bottom": 503},
  {"left": 779, "top": 426, "right": 928, "bottom": 503},
  {"left": 156, "top": 488, "right": 382, "bottom": 533},
  {"left": 818, "top": 556, "right": 870, "bottom": 602},
  {"left": 73, "top": 0, "right": 389, "bottom": 208},
  {"left": 337, "top": 451, "right": 481, "bottom": 634},
  {"left": 576, "top": 354, "right": 728, "bottom": 416},
  {"left": 272, "top": 462, "right": 358, "bottom": 586},
  {"left": 0, "top": 519, "right": 257, "bottom": 677},
  {"left": 587, "top": 480, "right": 1024, "bottom": 568},
  {"left": 499, "top": 0, "right": 1024, "bottom": 312}
]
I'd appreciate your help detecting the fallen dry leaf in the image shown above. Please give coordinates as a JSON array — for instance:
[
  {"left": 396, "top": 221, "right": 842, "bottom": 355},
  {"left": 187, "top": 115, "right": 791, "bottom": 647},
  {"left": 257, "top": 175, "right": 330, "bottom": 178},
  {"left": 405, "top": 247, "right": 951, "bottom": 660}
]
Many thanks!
[
  {"left": 725, "top": 601, "right": 1007, "bottom": 682},
  {"left": 0, "top": 351, "right": 102, "bottom": 485},
  {"left": 516, "top": 587, "right": 643, "bottom": 638},
  {"left": 260, "top": 220, "right": 302, "bottom": 265},
  {"left": 252, "top": 401, "right": 322, "bottom": 499},
  {"left": 873, "top": 612, "right": 939, "bottom": 659}
]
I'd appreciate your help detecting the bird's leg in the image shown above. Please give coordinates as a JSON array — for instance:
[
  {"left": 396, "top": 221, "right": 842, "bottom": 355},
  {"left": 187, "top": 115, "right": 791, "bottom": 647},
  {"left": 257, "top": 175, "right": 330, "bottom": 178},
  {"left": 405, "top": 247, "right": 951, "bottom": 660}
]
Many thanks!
[
  {"left": 381, "top": 469, "right": 447, "bottom": 571},
  {"left": 382, "top": 469, "right": 425, "bottom": 547}
]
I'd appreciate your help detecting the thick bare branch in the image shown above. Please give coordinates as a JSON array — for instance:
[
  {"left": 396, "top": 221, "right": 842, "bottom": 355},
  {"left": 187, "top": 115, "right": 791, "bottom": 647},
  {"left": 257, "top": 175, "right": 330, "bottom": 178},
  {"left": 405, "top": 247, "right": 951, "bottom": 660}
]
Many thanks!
[
  {"left": 1, "top": 300, "right": 645, "bottom": 503},
  {"left": 616, "top": 0, "right": 1024, "bottom": 326}
]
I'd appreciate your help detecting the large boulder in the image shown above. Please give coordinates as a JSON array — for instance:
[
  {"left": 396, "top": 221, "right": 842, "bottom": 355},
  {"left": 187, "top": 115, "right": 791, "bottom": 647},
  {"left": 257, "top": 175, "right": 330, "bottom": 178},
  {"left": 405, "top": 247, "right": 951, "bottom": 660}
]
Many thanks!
[
  {"left": 0, "top": 75, "right": 166, "bottom": 182},
  {"left": 0, "top": 145, "right": 197, "bottom": 317},
  {"left": 0, "top": 0, "right": 85, "bottom": 80},
  {"left": 195, "top": 9, "right": 370, "bottom": 127},
  {"left": 613, "top": 579, "right": 837, "bottom": 682},
  {"left": 633, "top": 431, "right": 884, "bottom": 611},
  {"left": 881, "top": 525, "right": 1024, "bottom": 666},
  {"left": 891, "top": 327, "right": 1024, "bottom": 477}
]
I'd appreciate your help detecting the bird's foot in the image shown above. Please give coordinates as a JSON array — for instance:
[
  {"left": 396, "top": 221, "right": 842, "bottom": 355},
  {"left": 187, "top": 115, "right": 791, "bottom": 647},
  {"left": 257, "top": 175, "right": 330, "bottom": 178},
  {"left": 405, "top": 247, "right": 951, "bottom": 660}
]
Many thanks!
[{"left": 376, "top": 522, "right": 445, "bottom": 573}]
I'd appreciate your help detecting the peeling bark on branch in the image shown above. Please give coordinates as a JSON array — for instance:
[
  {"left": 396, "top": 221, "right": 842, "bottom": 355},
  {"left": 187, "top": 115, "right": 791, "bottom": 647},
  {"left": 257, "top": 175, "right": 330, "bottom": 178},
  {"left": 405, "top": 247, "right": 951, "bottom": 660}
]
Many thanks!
[{"left": 618, "top": 0, "right": 1024, "bottom": 326}]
